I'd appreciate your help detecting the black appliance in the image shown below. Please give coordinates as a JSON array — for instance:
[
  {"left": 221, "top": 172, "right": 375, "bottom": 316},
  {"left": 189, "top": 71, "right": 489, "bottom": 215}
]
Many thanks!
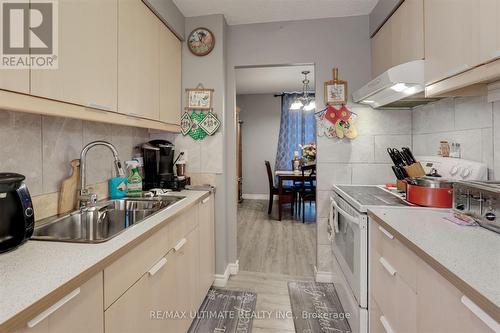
[
  {"left": 142, "top": 140, "right": 176, "bottom": 190},
  {"left": 0, "top": 173, "right": 34, "bottom": 253}
]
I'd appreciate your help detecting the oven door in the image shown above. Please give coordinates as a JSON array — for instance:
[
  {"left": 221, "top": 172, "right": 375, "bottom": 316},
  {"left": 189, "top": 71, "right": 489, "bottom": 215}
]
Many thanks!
[{"left": 329, "top": 194, "right": 368, "bottom": 309}]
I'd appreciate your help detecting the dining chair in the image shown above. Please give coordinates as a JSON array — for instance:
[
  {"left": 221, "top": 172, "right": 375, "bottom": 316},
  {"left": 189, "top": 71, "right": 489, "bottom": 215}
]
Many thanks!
[
  {"left": 298, "top": 164, "right": 316, "bottom": 223},
  {"left": 265, "top": 161, "right": 293, "bottom": 216}
]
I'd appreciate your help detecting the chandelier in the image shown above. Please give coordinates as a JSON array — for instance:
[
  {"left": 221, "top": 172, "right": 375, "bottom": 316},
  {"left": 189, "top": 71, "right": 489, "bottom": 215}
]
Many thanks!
[{"left": 290, "top": 70, "right": 315, "bottom": 111}]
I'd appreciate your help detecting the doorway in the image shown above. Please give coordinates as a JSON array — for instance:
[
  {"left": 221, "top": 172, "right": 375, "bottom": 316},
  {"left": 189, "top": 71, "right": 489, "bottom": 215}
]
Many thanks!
[{"left": 234, "top": 64, "right": 317, "bottom": 277}]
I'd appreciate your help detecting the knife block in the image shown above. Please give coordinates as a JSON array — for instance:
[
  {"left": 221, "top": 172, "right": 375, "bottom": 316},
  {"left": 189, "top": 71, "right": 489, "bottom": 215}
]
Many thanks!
[{"left": 404, "top": 162, "right": 426, "bottom": 178}]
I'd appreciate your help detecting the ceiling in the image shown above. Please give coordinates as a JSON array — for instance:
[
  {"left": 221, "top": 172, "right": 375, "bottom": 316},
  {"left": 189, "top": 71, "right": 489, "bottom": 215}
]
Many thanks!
[
  {"left": 173, "top": 0, "right": 379, "bottom": 25},
  {"left": 235, "top": 65, "right": 315, "bottom": 95}
]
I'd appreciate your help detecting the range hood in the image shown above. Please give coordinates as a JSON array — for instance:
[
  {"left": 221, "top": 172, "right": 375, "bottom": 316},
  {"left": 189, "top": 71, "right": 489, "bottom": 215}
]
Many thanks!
[{"left": 353, "top": 60, "right": 440, "bottom": 108}]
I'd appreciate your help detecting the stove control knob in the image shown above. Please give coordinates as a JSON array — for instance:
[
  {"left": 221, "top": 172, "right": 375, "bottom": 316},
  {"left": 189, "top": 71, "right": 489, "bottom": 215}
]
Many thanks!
[
  {"left": 461, "top": 168, "right": 471, "bottom": 178},
  {"left": 485, "top": 212, "right": 496, "bottom": 221},
  {"left": 450, "top": 165, "right": 459, "bottom": 175}
]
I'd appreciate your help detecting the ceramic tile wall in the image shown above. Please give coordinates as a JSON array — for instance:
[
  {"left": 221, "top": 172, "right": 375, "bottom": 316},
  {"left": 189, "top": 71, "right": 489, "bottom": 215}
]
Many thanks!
[
  {"left": 412, "top": 96, "right": 495, "bottom": 178},
  {"left": 315, "top": 104, "right": 412, "bottom": 272},
  {"left": 0, "top": 109, "right": 150, "bottom": 197}
]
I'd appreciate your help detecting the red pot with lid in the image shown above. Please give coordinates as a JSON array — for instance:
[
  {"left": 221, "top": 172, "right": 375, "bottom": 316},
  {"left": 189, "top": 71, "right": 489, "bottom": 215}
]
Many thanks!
[{"left": 405, "top": 177, "right": 454, "bottom": 208}]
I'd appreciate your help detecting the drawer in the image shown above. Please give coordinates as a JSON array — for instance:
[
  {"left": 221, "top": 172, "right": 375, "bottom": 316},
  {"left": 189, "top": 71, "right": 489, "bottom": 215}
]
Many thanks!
[
  {"left": 371, "top": 222, "right": 418, "bottom": 291},
  {"left": 167, "top": 206, "right": 198, "bottom": 250},
  {"left": 417, "top": 258, "right": 496, "bottom": 333},
  {"left": 369, "top": 296, "right": 385, "bottom": 333},
  {"left": 104, "top": 223, "right": 169, "bottom": 309},
  {"left": 371, "top": 248, "right": 417, "bottom": 333}
]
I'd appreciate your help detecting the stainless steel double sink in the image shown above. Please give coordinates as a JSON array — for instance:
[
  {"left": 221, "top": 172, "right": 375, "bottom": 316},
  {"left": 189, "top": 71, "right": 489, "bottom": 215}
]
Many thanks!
[{"left": 31, "top": 196, "right": 185, "bottom": 243}]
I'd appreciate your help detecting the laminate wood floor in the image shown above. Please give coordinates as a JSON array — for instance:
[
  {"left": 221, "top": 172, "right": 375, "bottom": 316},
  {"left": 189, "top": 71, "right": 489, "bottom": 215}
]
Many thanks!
[
  {"left": 223, "top": 270, "right": 314, "bottom": 332},
  {"left": 237, "top": 199, "right": 316, "bottom": 277}
]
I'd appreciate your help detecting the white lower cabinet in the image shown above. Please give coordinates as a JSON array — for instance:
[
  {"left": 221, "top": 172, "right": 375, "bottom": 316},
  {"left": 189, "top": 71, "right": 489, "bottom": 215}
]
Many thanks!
[
  {"left": 16, "top": 273, "right": 104, "bottom": 333},
  {"left": 105, "top": 195, "right": 213, "bottom": 333},
  {"left": 369, "top": 220, "right": 497, "bottom": 333}
]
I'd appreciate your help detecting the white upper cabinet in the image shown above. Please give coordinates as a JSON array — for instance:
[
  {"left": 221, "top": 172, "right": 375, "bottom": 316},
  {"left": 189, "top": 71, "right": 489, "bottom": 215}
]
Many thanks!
[
  {"left": 424, "top": 0, "right": 481, "bottom": 84},
  {"left": 0, "top": 70, "right": 29, "bottom": 94},
  {"left": 30, "top": 0, "right": 118, "bottom": 111},
  {"left": 159, "top": 22, "right": 182, "bottom": 125},
  {"left": 371, "top": 0, "right": 424, "bottom": 78},
  {"left": 118, "top": 0, "right": 160, "bottom": 120}
]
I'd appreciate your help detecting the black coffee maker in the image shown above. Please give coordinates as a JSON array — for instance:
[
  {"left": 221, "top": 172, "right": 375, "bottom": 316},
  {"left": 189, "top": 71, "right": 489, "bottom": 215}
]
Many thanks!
[
  {"left": 0, "top": 173, "right": 34, "bottom": 253},
  {"left": 142, "top": 140, "right": 175, "bottom": 190}
]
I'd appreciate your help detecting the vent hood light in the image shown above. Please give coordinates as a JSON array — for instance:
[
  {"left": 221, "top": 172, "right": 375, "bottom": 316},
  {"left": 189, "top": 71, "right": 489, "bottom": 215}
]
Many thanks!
[{"left": 352, "top": 60, "right": 438, "bottom": 108}]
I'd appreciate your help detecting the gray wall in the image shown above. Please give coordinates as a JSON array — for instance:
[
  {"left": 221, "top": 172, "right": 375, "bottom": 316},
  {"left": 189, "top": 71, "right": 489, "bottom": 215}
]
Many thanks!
[
  {"left": 412, "top": 96, "right": 495, "bottom": 179},
  {"left": 172, "top": 14, "right": 231, "bottom": 275},
  {"left": 237, "top": 94, "right": 281, "bottom": 195},
  {"left": 225, "top": 15, "right": 374, "bottom": 274},
  {"left": 144, "top": 0, "right": 185, "bottom": 39}
]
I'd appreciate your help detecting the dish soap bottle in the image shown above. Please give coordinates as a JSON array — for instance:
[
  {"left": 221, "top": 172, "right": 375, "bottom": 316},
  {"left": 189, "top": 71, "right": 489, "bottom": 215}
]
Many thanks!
[
  {"left": 108, "top": 158, "right": 127, "bottom": 199},
  {"left": 126, "top": 160, "right": 143, "bottom": 197}
]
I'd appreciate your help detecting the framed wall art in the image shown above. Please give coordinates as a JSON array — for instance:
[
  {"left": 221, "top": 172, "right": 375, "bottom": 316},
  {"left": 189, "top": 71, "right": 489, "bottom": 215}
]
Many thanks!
[
  {"left": 187, "top": 27, "right": 215, "bottom": 56},
  {"left": 324, "top": 68, "right": 348, "bottom": 105},
  {"left": 186, "top": 88, "right": 214, "bottom": 110}
]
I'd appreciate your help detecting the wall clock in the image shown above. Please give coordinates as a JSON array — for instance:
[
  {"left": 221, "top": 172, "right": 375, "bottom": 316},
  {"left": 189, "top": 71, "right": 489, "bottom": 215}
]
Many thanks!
[{"left": 188, "top": 27, "right": 215, "bottom": 56}]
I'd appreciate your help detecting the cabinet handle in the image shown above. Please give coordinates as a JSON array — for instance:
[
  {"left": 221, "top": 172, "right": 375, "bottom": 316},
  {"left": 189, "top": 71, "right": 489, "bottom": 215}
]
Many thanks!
[
  {"left": 202, "top": 196, "right": 210, "bottom": 204},
  {"left": 87, "top": 103, "right": 112, "bottom": 111},
  {"left": 378, "top": 226, "right": 394, "bottom": 240},
  {"left": 379, "top": 257, "right": 397, "bottom": 276},
  {"left": 27, "top": 288, "right": 81, "bottom": 328},
  {"left": 148, "top": 257, "right": 168, "bottom": 276},
  {"left": 127, "top": 112, "right": 141, "bottom": 118},
  {"left": 461, "top": 296, "right": 500, "bottom": 332},
  {"left": 174, "top": 238, "right": 187, "bottom": 252},
  {"left": 380, "top": 315, "right": 395, "bottom": 333}
]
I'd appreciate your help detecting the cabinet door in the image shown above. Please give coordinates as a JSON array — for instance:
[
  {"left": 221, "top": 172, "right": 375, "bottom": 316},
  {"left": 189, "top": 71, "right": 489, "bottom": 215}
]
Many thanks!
[
  {"left": 159, "top": 23, "right": 181, "bottom": 125},
  {"left": 30, "top": 0, "right": 118, "bottom": 111},
  {"left": 105, "top": 252, "right": 178, "bottom": 333},
  {"left": 198, "top": 195, "right": 215, "bottom": 301},
  {"left": 0, "top": 70, "right": 29, "bottom": 94},
  {"left": 417, "top": 258, "right": 495, "bottom": 332},
  {"left": 118, "top": 0, "right": 160, "bottom": 120},
  {"left": 171, "top": 227, "right": 200, "bottom": 332},
  {"left": 17, "top": 273, "right": 104, "bottom": 333},
  {"left": 479, "top": 0, "right": 500, "bottom": 64},
  {"left": 425, "top": 0, "right": 480, "bottom": 84},
  {"left": 390, "top": 0, "right": 424, "bottom": 67},
  {"left": 371, "top": 20, "right": 392, "bottom": 78}
]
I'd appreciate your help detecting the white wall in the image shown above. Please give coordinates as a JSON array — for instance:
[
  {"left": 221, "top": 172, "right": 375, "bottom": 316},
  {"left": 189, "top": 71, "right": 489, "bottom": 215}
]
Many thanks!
[
  {"left": 412, "top": 96, "right": 495, "bottom": 179},
  {"left": 237, "top": 94, "right": 281, "bottom": 195}
]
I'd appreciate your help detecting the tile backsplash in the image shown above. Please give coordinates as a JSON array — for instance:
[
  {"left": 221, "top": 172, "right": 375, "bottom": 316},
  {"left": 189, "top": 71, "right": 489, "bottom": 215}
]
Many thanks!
[
  {"left": 412, "top": 96, "right": 495, "bottom": 178},
  {"left": 0, "top": 110, "right": 151, "bottom": 197}
]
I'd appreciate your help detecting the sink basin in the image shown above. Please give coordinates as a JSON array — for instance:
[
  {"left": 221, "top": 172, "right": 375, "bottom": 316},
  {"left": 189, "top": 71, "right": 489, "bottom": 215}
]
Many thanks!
[{"left": 31, "top": 196, "right": 185, "bottom": 243}]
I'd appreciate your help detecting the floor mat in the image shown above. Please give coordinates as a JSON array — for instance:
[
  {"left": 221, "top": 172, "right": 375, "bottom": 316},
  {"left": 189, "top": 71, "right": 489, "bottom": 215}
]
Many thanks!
[
  {"left": 288, "top": 281, "right": 352, "bottom": 333},
  {"left": 188, "top": 288, "right": 257, "bottom": 333}
]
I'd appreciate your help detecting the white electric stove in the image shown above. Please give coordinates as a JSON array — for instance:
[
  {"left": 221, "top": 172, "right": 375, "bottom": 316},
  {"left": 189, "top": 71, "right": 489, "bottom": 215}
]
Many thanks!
[{"left": 328, "top": 156, "right": 488, "bottom": 333}]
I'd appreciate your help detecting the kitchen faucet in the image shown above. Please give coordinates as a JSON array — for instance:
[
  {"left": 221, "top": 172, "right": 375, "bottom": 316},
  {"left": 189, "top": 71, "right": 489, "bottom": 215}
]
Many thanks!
[{"left": 79, "top": 141, "right": 124, "bottom": 208}]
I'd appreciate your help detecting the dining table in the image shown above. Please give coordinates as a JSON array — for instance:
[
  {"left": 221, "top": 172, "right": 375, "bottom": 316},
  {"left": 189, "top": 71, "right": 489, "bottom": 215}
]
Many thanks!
[{"left": 274, "top": 169, "right": 316, "bottom": 221}]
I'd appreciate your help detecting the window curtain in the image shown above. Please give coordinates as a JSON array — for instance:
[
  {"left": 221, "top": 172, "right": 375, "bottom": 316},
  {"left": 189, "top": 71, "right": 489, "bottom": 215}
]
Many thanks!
[{"left": 275, "top": 93, "right": 316, "bottom": 172}]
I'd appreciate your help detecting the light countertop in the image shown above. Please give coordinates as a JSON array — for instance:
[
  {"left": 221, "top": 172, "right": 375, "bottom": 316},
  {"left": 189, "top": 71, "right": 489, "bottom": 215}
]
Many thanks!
[
  {"left": 0, "top": 190, "right": 210, "bottom": 331},
  {"left": 368, "top": 207, "right": 500, "bottom": 320}
]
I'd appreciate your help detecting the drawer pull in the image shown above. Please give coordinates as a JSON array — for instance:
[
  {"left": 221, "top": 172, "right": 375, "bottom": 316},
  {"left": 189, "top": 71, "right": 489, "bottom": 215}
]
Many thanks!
[
  {"left": 378, "top": 226, "right": 394, "bottom": 240},
  {"left": 174, "top": 238, "right": 187, "bottom": 252},
  {"left": 27, "top": 288, "right": 81, "bottom": 328},
  {"left": 379, "top": 257, "right": 397, "bottom": 276},
  {"left": 148, "top": 257, "right": 168, "bottom": 276},
  {"left": 202, "top": 197, "right": 210, "bottom": 204},
  {"left": 380, "top": 315, "right": 395, "bottom": 333},
  {"left": 461, "top": 296, "right": 500, "bottom": 332}
]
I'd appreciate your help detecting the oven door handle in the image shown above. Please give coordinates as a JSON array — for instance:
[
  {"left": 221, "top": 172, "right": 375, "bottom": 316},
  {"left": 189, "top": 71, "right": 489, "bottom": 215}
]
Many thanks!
[
  {"left": 329, "top": 197, "right": 339, "bottom": 233},
  {"left": 332, "top": 198, "right": 359, "bottom": 226}
]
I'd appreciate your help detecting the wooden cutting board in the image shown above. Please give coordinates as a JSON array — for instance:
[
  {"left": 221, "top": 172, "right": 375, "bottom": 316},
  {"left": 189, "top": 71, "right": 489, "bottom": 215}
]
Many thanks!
[{"left": 58, "top": 159, "right": 80, "bottom": 215}]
